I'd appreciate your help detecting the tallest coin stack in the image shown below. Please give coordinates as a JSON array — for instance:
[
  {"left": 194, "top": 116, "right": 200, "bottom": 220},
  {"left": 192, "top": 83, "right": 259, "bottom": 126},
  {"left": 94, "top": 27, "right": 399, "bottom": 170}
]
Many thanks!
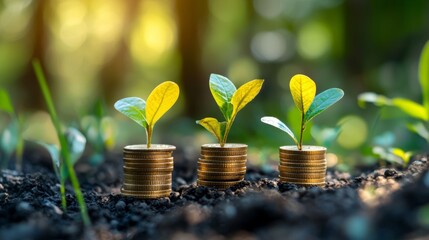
[
  {"left": 121, "top": 144, "right": 175, "bottom": 199},
  {"left": 197, "top": 144, "right": 247, "bottom": 189}
]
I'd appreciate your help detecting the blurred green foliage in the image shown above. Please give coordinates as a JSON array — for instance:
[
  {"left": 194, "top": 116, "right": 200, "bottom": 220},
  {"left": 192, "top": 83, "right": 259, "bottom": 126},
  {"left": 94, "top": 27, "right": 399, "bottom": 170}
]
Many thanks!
[{"left": 0, "top": 0, "right": 428, "bottom": 170}]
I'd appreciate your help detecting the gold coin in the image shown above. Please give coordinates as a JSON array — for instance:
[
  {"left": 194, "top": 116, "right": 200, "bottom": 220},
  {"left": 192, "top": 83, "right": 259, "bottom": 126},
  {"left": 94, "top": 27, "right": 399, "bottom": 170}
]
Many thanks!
[
  {"left": 279, "top": 145, "right": 326, "bottom": 154},
  {"left": 123, "top": 178, "right": 171, "bottom": 186},
  {"left": 280, "top": 159, "right": 326, "bottom": 165},
  {"left": 278, "top": 165, "right": 326, "bottom": 173},
  {"left": 123, "top": 173, "right": 171, "bottom": 181},
  {"left": 279, "top": 162, "right": 327, "bottom": 168},
  {"left": 201, "top": 143, "right": 247, "bottom": 150},
  {"left": 279, "top": 172, "right": 326, "bottom": 179},
  {"left": 198, "top": 160, "right": 245, "bottom": 167},
  {"left": 124, "top": 144, "right": 176, "bottom": 151},
  {"left": 122, "top": 183, "right": 171, "bottom": 191},
  {"left": 124, "top": 161, "right": 174, "bottom": 169},
  {"left": 278, "top": 179, "right": 325, "bottom": 186},
  {"left": 198, "top": 166, "right": 247, "bottom": 173},
  {"left": 199, "top": 156, "right": 247, "bottom": 163},
  {"left": 197, "top": 169, "right": 246, "bottom": 176},
  {"left": 279, "top": 176, "right": 325, "bottom": 183},
  {"left": 123, "top": 152, "right": 172, "bottom": 160},
  {"left": 199, "top": 159, "right": 247, "bottom": 166},
  {"left": 201, "top": 150, "right": 247, "bottom": 157},
  {"left": 197, "top": 179, "right": 243, "bottom": 189},
  {"left": 123, "top": 166, "right": 173, "bottom": 174},
  {"left": 121, "top": 188, "right": 171, "bottom": 198},
  {"left": 197, "top": 173, "right": 244, "bottom": 181},
  {"left": 279, "top": 153, "right": 325, "bottom": 160}
]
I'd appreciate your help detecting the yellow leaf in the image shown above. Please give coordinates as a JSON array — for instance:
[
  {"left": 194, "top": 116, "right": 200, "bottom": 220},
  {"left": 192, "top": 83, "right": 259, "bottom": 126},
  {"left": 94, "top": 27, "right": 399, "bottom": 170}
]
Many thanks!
[
  {"left": 196, "top": 117, "right": 224, "bottom": 143},
  {"left": 231, "top": 79, "right": 264, "bottom": 117},
  {"left": 290, "top": 74, "right": 316, "bottom": 113},
  {"left": 146, "top": 81, "right": 180, "bottom": 128}
]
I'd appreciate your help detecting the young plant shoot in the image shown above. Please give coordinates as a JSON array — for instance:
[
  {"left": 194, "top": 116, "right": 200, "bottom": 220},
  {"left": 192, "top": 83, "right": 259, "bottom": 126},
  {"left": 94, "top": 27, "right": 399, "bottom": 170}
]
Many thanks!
[
  {"left": 358, "top": 41, "right": 429, "bottom": 143},
  {"left": 196, "top": 74, "right": 264, "bottom": 147},
  {"left": 114, "top": 81, "right": 179, "bottom": 148},
  {"left": 0, "top": 89, "right": 24, "bottom": 170},
  {"left": 33, "top": 59, "right": 90, "bottom": 226},
  {"left": 261, "top": 74, "right": 344, "bottom": 150},
  {"left": 39, "top": 128, "right": 86, "bottom": 211}
]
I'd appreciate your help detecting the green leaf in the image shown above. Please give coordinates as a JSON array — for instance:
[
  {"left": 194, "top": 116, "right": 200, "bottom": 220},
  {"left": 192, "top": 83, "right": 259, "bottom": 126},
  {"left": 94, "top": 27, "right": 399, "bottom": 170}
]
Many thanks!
[
  {"left": 209, "top": 74, "right": 236, "bottom": 120},
  {"left": 146, "top": 81, "right": 180, "bottom": 128},
  {"left": 65, "top": 127, "right": 86, "bottom": 165},
  {"left": 196, "top": 117, "right": 226, "bottom": 143},
  {"left": 39, "top": 142, "right": 61, "bottom": 180},
  {"left": 357, "top": 92, "right": 392, "bottom": 108},
  {"left": 231, "top": 79, "right": 264, "bottom": 117},
  {"left": 289, "top": 74, "right": 316, "bottom": 114},
  {"left": 407, "top": 122, "right": 429, "bottom": 142},
  {"left": 114, "top": 97, "right": 147, "bottom": 128},
  {"left": 304, "top": 88, "right": 344, "bottom": 123},
  {"left": 61, "top": 128, "right": 86, "bottom": 180},
  {"left": 261, "top": 116, "right": 298, "bottom": 145},
  {"left": 0, "top": 89, "right": 14, "bottom": 115},
  {"left": 419, "top": 41, "right": 429, "bottom": 116},
  {"left": 0, "top": 121, "right": 19, "bottom": 158},
  {"left": 390, "top": 148, "right": 413, "bottom": 166},
  {"left": 391, "top": 98, "right": 428, "bottom": 121}
]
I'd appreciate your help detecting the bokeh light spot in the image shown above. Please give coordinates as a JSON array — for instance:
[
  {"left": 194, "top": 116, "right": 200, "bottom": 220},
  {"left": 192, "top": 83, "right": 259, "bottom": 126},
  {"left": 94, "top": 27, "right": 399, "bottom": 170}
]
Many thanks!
[
  {"left": 251, "top": 30, "right": 293, "bottom": 62},
  {"left": 297, "top": 21, "right": 331, "bottom": 59},
  {"left": 337, "top": 115, "right": 368, "bottom": 149},
  {"left": 130, "top": 1, "right": 176, "bottom": 65}
]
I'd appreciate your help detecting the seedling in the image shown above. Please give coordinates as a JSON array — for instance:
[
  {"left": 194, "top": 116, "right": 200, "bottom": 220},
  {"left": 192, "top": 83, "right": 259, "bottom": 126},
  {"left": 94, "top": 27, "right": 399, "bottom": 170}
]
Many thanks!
[
  {"left": 114, "top": 81, "right": 180, "bottom": 148},
  {"left": 33, "top": 60, "right": 90, "bottom": 226},
  {"left": 261, "top": 74, "right": 344, "bottom": 150},
  {"left": 196, "top": 74, "right": 264, "bottom": 147},
  {"left": 81, "top": 100, "right": 115, "bottom": 165},
  {"left": 358, "top": 41, "right": 429, "bottom": 143},
  {"left": 39, "top": 127, "right": 86, "bottom": 208},
  {"left": 0, "top": 89, "right": 24, "bottom": 170}
]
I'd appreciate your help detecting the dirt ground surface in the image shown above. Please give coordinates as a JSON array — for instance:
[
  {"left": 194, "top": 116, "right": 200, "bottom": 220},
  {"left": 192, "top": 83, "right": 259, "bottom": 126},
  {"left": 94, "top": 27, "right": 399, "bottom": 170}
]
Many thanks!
[{"left": 0, "top": 148, "right": 429, "bottom": 240}]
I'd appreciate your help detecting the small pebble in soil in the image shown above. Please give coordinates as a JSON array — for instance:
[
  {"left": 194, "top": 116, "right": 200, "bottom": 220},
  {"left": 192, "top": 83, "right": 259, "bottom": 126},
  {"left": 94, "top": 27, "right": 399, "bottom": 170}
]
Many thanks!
[
  {"left": 16, "top": 201, "right": 34, "bottom": 215},
  {"left": 0, "top": 183, "right": 3, "bottom": 190},
  {"left": 384, "top": 169, "right": 397, "bottom": 177},
  {"left": 115, "top": 201, "right": 126, "bottom": 211}
]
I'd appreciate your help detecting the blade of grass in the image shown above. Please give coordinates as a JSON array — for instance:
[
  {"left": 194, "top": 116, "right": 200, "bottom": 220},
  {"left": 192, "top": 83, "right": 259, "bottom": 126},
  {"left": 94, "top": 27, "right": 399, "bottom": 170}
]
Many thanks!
[{"left": 32, "top": 59, "right": 91, "bottom": 226}]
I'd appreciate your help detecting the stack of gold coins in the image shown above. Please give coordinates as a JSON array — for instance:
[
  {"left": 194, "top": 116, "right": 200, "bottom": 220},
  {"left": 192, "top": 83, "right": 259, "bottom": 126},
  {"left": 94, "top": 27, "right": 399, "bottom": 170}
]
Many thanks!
[
  {"left": 197, "top": 144, "right": 247, "bottom": 189},
  {"left": 278, "top": 146, "right": 326, "bottom": 186},
  {"left": 121, "top": 144, "right": 175, "bottom": 198}
]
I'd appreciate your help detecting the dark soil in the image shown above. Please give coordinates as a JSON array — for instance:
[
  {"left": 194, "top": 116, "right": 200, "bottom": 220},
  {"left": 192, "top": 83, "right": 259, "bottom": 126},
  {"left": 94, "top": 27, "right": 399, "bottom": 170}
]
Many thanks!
[{"left": 1, "top": 147, "right": 429, "bottom": 240}]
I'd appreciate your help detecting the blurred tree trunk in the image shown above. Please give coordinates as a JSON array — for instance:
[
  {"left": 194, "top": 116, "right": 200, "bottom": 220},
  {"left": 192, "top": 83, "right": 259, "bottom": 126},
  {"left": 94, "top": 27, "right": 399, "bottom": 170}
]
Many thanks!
[
  {"left": 344, "top": 0, "right": 368, "bottom": 93},
  {"left": 175, "top": 0, "right": 210, "bottom": 118},
  {"left": 20, "top": 0, "right": 46, "bottom": 111}
]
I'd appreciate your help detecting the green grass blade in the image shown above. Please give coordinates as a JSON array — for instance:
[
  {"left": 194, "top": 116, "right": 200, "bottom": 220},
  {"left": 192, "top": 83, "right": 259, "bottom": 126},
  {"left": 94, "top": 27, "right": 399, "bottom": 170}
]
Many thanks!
[
  {"left": 32, "top": 59, "right": 91, "bottom": 226},
  {"left": 419, "top": 41, "right": 429, "bottom": 117}
]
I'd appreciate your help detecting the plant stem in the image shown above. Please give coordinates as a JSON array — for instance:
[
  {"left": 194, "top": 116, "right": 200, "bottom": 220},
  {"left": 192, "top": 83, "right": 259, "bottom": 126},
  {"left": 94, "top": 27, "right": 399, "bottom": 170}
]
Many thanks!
[
  {"left": 60, "top": 178, "right": 67, "bottom": 211},
  {"left": 33, "top": 60, "right": 91, "bottom": 226},
  {"left": 221, "top": 115, "right": 236, "bottom": 147},
  {"left": 299, "top": 112, "right": 305, "bottom": 150},
  {"left": 146, "top": 126, "right": 152, "bottom": 148}
]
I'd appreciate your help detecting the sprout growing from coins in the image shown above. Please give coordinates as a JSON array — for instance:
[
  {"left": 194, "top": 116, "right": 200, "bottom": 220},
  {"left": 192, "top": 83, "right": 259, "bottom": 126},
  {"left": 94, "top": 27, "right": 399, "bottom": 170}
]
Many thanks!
[
  {"left": 196, "top": 74, "right": 264, "bottom": 147},
  {"left": 261, "top": 74, "right": 344, "bottom": 150},
  {"left": 114, "top": 81, "right": 180, "bottom": 148}
]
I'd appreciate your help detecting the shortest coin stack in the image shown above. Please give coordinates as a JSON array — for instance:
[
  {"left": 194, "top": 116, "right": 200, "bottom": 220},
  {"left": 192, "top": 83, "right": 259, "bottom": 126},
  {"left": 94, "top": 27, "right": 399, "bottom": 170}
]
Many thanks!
[
  {"left": 197, "top": 144, "right": 247, "bottom": 190},
  {"left": 121, "top": 144, "right": 175, "bottom": 199},
  {"left": 279, "top": 146, "right": 327, "bottom": 186}
]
